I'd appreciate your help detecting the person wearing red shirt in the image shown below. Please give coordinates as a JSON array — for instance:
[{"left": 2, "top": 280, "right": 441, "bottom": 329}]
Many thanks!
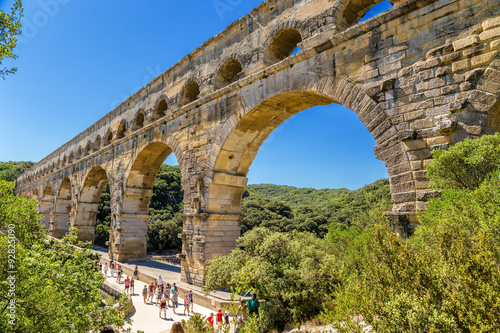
[{"left": 207, "top": 313, "right": 214, "bottom": 326}]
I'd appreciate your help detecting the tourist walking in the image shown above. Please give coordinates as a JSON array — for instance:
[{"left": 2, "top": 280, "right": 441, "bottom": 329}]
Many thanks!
[
  {"left": 116, "top": 265, "right": 123, "bottom": 283},
  {"left": 109, "top": 260, "right": 114, "bottom": 277},
  {"left": 235, "top": 315, "right": 244, "bottom": 333},
  {"left": 133, "top": 265, "right": 139, "bottom": 280},
  {"left": 130, "top": 277, "right": 135, "bottom": 294},
  {"left": 153, "top": 278, "right": 158, "bottom": 293},
  {"left": 142, "top": 285, "right": 148, "bottom": 303},
  {"left": 183, "top": 295, "right": 190, "bottom": 315},
  {"left": 103, "top": 263, "right": 108, "bottom": 277},
  {"left": 124, "top": 276, "right": 130, "bottom": 293},
  {"left": 157, "top": 275, "right": 163, "bottom": 288},
  {"left": 156, "top": 287, "right": 163, "bottom": 306},
  {"left": 159, "top": 297, "right": 167, "bottom": 319},
  {"left": 164, "top": 285, "right": 171, "bottom": 306},
  {"left": 188, "top": 290, "right": 194, "bottom": 313},
  {"left": 172, "top": 289, "right": 178, "bottom": 314},
  {"left": 207, "top": 313, "right": 214, "bottom": 327},
  {"left": 216, "top": 309, "right": 223, "bottom": 331},
  {"left": 148, "top": 282, "right": 155, "bottom": 302},
  {"left": 247, "top": 294, "right": 260, "bottom": 317},
  {"left": 224, "top": 310, "right": 230, "bottom": 327}
]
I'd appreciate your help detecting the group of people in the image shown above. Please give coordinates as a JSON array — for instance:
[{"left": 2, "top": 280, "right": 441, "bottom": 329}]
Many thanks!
[
  {"left": 206, "top": 294, "right": 260, "bottom": 333},
  {"left": 101, "top": 262, "right": 139, "bottom": 295},
  {"left": 142, "top": 275, "right": 195, "bottom": 319}
]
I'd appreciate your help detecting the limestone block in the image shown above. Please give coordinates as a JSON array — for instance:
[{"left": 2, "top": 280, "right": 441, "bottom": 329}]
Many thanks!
[
  {"left": 403, "top": 139, "right": 428, "bottom": 151},
  {"left": 471, "top": 51, "right": 500, "bottom": 68},
  {"left": 452, "top": 35, "right": 480, "bottom": 51},
  {"left": 479, "top": 27, "right": 500, "bottom": 41},
  {"left": 452, "top": 59, "right": 470, "bottom": 72},
  {"left": 482, "top": 16, "right": 500, "bottom": 31}
]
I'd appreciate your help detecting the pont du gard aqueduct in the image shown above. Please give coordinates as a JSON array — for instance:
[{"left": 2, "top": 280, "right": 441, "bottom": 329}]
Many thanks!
[{"left": 14, "top": 0, "right": 500, "bottom": 286}]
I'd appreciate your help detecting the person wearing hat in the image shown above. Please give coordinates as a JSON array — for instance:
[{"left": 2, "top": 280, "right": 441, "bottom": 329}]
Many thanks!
[
  {"left": 216, "top": 309, "right": 223, "bottom": 331},
  {"left": 224, "top": 310, "right": 230, "bottom": 327}
]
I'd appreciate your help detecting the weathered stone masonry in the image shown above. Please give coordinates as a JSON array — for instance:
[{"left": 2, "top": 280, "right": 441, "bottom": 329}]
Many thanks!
[{"left": 15, "top": 0, "right": 500, "bottom": 286}]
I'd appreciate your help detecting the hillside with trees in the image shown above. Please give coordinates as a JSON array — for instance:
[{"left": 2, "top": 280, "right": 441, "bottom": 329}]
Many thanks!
[
  {"left": 205, "top": 133, "right": 500, "bottom": 332},
  {"left": 0, "top": 161, "right": 34, "bottom": 182},
  {"left": 0, "top": 160, "right": 391, "bottom": 252}
]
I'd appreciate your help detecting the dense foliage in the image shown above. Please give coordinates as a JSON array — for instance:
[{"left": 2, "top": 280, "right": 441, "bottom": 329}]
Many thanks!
[
  {"left": 205, "top": 134, "right": 500, "bottom": 332},
  {"left": 204, "top": 228, "right": 338, "bottom": 331},
  {"left": 427, "top": 132, "right": 500, "bottom": 190},
  {"left": 0, "top": 180, "right": 128, "bottom": 332},
  {"left": 242, "top": 179, "right": 391, "bottom": 237},
  {"left": 0, "top": 161, "right": 34, "bottom": 182},
  {"left": 0, "top": 0, "right": 23, "bottom": 79}
]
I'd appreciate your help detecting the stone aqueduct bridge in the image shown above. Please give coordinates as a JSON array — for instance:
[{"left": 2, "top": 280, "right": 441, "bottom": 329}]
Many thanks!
[{"left": 15, "top": 0, "right": 500, "bottom": 285}]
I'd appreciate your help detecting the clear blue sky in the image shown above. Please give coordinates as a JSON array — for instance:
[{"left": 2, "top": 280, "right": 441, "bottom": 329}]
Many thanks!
[{"left": 0, "top": 0, "right": 393, "bottom": 190}]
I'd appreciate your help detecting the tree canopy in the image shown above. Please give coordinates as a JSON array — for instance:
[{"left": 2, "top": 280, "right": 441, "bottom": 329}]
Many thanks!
[
  {"left": 0, "top": 0, "right": 23, "bottom": 79},
  {"left": 0, "top": 180, "right": 128, "bottom": 332}
]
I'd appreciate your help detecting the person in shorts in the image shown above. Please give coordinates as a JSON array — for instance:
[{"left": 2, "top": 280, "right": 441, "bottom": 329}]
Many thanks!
[
  {"left": 164, "top": 285, "right": 171, "bottom": 306},
  {"left": 188, "top": 290, "right": 194, "bottom": 313},
  {"left": 133, "top": 265, "right": 139, "bottom": 280},
  {"left": 156, "top": 287, "right": 163, "bottom": 306},
  {"left": 124, "top": 276, "right": 130, "bottom": 293},
  {"left": 159, "top": 297, "right": 167, "bottom": 319},
  {"left": 148, "top": 282, "right": 155, "bottom": 302},
  {"left": 130, "top": 277, "right": 135, "bottom": 294},
  {"left": 142, "top": 285, "right": 148, "bottom": 303},
  {"left": 103, "top": 263, "right": 108, "bottom": 276},
  {"left": 172, "top": 289, "right": 178, "bottom": 314},
  {"left": 183, "top": 295, "right": 190, "bottom": 315}
]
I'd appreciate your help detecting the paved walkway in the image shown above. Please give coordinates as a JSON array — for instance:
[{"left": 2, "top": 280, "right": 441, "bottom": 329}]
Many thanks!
[
  {"left": 102, "top": 270, "right": 216, "bottom": 333},
  {"left": 95, "top": 246, "right": 242, "bottom": 333}
]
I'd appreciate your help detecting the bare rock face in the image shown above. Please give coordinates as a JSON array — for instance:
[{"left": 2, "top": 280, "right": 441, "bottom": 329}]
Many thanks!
[
  {"left": 170, "top": 322, "right": 185, "bottom": 333},
  {"left": 15, "top": 0, "right": 500, "bottom": 286}
]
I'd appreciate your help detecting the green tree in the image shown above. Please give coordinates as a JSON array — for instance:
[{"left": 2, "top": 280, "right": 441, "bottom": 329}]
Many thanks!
[
  {"left": 322, "top": 134, "right": 500, "bottom": 332},
  {"left": 204, "top": 228, "right": 338, "bottom": 331},
  {"left": 0, "top": 0, "right": 23, "bottom": 79},
  {"left": 427, "top": 132, "right": 500, "bottom": 190},
  {"left": 0, "top": 161, "right": 34, "bottom": 182},
  {"left": 0, "top": 180, "right": 128, "bottom": 332}
]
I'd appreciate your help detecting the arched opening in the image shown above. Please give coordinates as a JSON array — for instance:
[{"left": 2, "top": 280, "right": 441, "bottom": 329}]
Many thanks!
[
  {"left": 197, "top": 77, "right": 408, "bottom": 283},
  {"left": 94, "top": 136, "right": 102, "bottom": 151},
  {"left": 74, "top": 166, "right": 109, "bottom": 245},
  {"left": 215, "top": 58, "right": 243, "bottom": 90},
  {"left": 32, "top": 188, "right": 39, "bottom": 202},
  {"left": 110, "top": 141, "right": 182, "bottom": 261},
  {"left": 264, "top": 28, "right": 302, "bottom": 65},
  {"left": 85, "top": 142, "right": 92, "bottom": 156},
  {"left": 77, "top": 147, "right": 82, "bottom": 160},
  {"left": 68, "top": 152, "right": 74, "bottom": 163},
  {"left": 105, "top": 129, "right": 113, "bottom": 146},
  {"left": 181, "top": 82, "right": 200, "bottom": 106},
  {"left": 339, "top": 0, "right": 394, "bottom": 29},
  {"left": 154, "top": 99, "right": 168, "bottom": 119},
  {"left": 134, "top": 111, "right": 145, "bottom": 129},
  {"left": 39, "top": 184, "right": 52, "bottom": 229},
  {"left": 62, "top": 155, "right": 66, "bottom": 166},
  {"left": 116, "top": 121, "right": 127, "bottom": 139},
  {"left": 53, "top": 178, "right": 72, "bottom": 238}
]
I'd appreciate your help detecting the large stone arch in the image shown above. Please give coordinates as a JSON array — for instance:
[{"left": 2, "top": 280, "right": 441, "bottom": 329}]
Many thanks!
[
  {"left": 73, "top": 166, "right": 109, "bottom": 242},
  {"left": 108, "top": 134, "right": 185, "bottom": 261},
  {"left": 179, "top": 73, "right": 410, "bottom": 286},
  {"left": 334, "top": 0, "right": 394, "bottom": 29},
  {"left": 53, "top": 177, "right": 72, "bottom": 238},
  {"left": 208, "top": 74, "right": 408, "bottom": 212}
]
